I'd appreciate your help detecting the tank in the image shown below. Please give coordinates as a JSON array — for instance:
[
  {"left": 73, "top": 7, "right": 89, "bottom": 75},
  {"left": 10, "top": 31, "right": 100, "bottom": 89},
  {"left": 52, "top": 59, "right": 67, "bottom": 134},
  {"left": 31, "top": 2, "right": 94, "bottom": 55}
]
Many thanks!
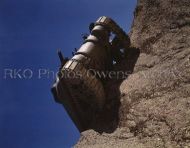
[{"left": 51, "top": 16, "right": 130, "bottom": 132}]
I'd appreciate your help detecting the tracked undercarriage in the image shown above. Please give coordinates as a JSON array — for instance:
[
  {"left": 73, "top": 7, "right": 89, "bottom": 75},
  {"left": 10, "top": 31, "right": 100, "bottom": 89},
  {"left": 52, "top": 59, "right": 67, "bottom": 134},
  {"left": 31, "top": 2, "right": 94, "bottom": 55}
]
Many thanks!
[{"left": 51, "top": 16, "right": 130, "bottom": 132}]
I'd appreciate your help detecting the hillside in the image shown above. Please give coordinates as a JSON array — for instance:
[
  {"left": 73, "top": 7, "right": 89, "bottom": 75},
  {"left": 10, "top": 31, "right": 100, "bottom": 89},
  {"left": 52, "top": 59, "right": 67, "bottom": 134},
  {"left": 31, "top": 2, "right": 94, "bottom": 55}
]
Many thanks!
[{"left": 75, "top": 0, "right": 190, "bottom": 147}]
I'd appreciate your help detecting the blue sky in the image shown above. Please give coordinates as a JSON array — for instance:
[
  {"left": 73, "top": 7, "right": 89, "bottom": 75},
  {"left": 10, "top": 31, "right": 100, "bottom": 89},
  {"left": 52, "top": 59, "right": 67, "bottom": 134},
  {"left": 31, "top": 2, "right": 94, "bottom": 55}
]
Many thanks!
[{"left": 0, "top": 0, "right": 137, "bottom": 147}]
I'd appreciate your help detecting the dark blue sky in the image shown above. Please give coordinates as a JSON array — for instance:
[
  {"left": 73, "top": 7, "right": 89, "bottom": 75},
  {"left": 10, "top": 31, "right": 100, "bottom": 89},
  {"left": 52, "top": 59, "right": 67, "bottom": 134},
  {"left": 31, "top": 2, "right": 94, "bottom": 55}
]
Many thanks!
[{"left": 0, "top": 0, "right": 137, "bottom": 147}]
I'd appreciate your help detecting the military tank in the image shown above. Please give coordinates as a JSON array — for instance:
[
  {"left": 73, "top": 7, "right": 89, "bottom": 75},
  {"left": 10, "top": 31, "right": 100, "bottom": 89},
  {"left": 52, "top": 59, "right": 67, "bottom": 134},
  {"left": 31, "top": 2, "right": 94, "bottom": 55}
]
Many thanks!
[{"left": 51, "top": 16, "right": 130, "bottom": 132}]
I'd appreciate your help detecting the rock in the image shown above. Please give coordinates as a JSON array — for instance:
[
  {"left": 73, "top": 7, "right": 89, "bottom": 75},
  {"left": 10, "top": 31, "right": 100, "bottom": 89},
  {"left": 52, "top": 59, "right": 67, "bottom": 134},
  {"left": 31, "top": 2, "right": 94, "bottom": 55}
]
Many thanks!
[{"left": 75, "top": 0, "right": 190, "bottom": 147}]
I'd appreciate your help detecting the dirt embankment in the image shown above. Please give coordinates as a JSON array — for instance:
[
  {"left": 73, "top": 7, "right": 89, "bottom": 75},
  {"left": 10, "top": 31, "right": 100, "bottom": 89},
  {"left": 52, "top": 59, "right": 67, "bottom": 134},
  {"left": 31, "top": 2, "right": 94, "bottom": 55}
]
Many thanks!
[{"left": 76, "top": 0, "right": 190, "bottom": 147}]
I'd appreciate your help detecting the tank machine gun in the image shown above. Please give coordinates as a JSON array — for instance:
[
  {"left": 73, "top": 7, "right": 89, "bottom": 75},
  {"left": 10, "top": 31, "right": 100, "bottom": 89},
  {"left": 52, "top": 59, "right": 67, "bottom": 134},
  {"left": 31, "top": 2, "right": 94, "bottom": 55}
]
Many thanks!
[{"left": 51, "top": 16, "right": 130, "bottom": 132}]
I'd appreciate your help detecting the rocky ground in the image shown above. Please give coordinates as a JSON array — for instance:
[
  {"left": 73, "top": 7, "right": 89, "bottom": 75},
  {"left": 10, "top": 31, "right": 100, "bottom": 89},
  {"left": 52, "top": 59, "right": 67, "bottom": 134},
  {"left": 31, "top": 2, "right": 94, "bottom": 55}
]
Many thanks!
[{"left": 75, "top": 0, "right": 190, "bottom": 147}]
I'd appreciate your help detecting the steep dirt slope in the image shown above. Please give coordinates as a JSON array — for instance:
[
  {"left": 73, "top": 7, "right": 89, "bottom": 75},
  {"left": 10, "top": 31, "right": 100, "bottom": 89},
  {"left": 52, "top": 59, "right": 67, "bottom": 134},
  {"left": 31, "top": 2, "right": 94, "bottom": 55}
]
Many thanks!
[{"left": 75, "top": 0, "right": 190, "bottom": 147}]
